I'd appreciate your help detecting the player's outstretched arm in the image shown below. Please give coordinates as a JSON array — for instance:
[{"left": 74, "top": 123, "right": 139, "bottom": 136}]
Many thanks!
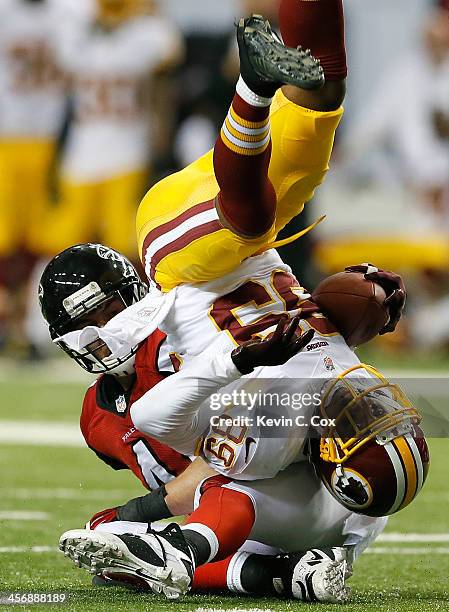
[{"left": 131, "top": 317, "right": 313, "bottom": 451}]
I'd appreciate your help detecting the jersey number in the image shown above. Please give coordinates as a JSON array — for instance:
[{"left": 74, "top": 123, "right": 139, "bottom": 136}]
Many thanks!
[
  {"left": 132, "top": 440, "right": 175, "bottom": 490},
  {"left": 204, "top": 420, "right": 248, "bottom": 469},
  {"left": 208, "top": 270, "right": 334, "bottom": 344}
]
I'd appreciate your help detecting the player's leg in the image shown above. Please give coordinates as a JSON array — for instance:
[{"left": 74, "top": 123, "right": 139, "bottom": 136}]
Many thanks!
[
  {"left": 0, "top": 142, "right": 22, "bottom": 260},
  {"left": 136, "top": 19, "right": 325, "bottom": 290},
  {"left": 214, "top": 16, "right": 324, "bottom": 237},
  {"left": 192, "top": 551, "right": 279, "bottom": 594},
  {"left": 193, "top": 547, "right": 348, "bottom": 603},
  {"left": 24, "top": 140, "right": 57, "bottom": 257},
  {"left": 268, "top": 0, "right": 348, "bottom": 233},
  {"left": 61, "top": 466, "right": 350, "bottom": 602},
  {"left": 46, "top": 180, "right": 98, "bottom": 254},
  {"left": 279, "top": 0, "right": 347, "bottom": 111},
  {"left": 0, "top": 142, "right": 22, "bottom": 348},
  {"left": 59, "top": 477, "right": 255, "bottom": 597},
  {"left": 213, "top": 78, "right": 275, "bottom": 237},
  {"left": 181, "top": 476, "right": 256, "bottom": 564},
  {"left": 18, "top": 141, "right": 57, "bottom": 359}
]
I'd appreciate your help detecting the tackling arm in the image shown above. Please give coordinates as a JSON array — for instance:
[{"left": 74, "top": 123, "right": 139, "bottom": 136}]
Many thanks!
[
  {"left": 112, "top": 457, "right": 217, "bottom": 525},
  {"left": 130, "top": 344, "right": 242, "bottom": 453}
]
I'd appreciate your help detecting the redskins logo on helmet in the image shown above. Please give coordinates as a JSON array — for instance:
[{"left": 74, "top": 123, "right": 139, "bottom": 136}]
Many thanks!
[{"left": 312, "top": 365, "right": 430, "bottom": 517}]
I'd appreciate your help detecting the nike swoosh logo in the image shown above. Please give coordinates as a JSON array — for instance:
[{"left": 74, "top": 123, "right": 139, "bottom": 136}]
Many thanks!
[{"left": 245, "top": 437, "right": 257, "bottom": 463}]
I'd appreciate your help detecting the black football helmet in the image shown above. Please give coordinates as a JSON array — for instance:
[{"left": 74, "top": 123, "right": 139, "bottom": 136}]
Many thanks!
[{"left": 39, "top": 243, "right": 147, "bottom": 373}]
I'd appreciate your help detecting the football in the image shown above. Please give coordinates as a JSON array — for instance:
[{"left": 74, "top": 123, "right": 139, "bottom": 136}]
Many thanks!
[{"left": 312, "top": 271, "right": 389, "bottom": 347}]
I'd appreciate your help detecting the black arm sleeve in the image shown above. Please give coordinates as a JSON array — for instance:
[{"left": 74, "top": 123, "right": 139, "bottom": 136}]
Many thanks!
[{"left": 117, "top": 486, "right": 172, "bottom": 522}]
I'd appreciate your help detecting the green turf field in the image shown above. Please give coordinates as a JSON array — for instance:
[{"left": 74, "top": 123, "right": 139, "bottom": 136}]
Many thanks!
[{"left": 0, "top": 371, "right": 448, "bottom": 612}]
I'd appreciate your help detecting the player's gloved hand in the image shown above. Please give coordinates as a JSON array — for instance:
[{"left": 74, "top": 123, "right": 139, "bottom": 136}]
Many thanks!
[
  {"left": 231, "top": 315, "right": 314, "bottom": 374},
  {"left": 86, "top": 507, "right": 119, "bottom": 530},
  {"left": 345, "top": 263, "right": 406, "bottom": 334}
]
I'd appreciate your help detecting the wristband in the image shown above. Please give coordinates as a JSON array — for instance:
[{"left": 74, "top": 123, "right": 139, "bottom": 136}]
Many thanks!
[{"left": 117, "top": 485, "right": 172, "bottom": 522}]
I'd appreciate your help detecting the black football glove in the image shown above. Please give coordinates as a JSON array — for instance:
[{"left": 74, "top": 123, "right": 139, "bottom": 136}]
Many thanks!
[
  {"left": 231, "top": 315, "right": 314, "bottom": 374},
  {"left": 345, "top": 263, "right": 406, "bottom": 335}
]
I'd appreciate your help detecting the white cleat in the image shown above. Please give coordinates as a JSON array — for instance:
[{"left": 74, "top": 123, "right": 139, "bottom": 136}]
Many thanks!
[
  {"left": 275, "top": 547, "right": 350, "bottom": 603},
  {"left": 59, "top": 523, "right": 195, "bottom": 600},
  {"left": 305, "top": 559, "right": 349, "bottom": 603}
]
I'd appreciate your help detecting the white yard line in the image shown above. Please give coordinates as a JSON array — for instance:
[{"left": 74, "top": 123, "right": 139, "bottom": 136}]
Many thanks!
[
  {"left": 1, "top": 488, "right": 137, "bottom": 500},
  {"left": 0, "top": 421, "right": 83, "bottom": 447},
  {"left": 2, "top": 539, "right": 449, "bottom": 555},
  {"left": 378, "top": 533, "right": 449, "bottom": 542},
  {"left": 367, "top": 547, "right": 449, "bottom": 554},
  {"left": 0, "top": 511, "right": 49, "bottom": 521}
]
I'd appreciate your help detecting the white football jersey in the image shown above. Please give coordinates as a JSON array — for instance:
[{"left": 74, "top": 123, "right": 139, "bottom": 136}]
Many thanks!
[
  {"left": 131, "top": 327, "right": 363, "bottom": 481},
  {"left": 161, "top": 249, "right": 335, "bottom": 362},
  {"left": 0, "top": 0, "right": 71, "bottom": 138},
  {"left": 58, "top": 15, "right": 181, "bottom": 181},
  {"left": 130, "top": 249, "right": 366, "bottom": 481}
]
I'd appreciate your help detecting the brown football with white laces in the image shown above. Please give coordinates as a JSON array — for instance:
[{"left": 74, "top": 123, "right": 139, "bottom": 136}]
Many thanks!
[{"left": 312, "top": 271, "right": 389, "bottom": 347}]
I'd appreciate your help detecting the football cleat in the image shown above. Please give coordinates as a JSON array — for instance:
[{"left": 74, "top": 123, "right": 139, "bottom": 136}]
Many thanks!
[
  {"left": 237, "top": 14, "right": 324, "bottom": 98},
  {"left": 59, "top": 523, "right": 195, "bottom": 600},
  {"left": 273, "top": 547, "right": 350, "bottom": 603}
]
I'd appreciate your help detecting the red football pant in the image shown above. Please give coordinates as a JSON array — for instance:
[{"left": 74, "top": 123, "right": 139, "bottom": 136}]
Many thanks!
[{"left": 185, "top": 481, "right": 255, "bottom": 563}]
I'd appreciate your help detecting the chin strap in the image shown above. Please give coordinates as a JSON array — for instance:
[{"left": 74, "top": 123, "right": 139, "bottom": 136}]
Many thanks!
[{"left": 109, "top": 353, "right": 136, "bottom": 377}]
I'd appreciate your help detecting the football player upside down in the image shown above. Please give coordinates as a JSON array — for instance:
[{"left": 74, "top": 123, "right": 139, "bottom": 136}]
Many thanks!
[
  {"left": 136, "top": 1, "right": 348, "bottom": 292},
  {"left": 39, "top": 0, "right": 429, "bottom": 603}
]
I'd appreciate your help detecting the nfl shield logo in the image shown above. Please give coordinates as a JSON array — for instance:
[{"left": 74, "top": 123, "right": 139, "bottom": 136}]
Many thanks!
[
  {"left": 324, "top": 356, "right": 335, "bottom": 371},
  {"left": 116, "top": 395, "right": 127, "bottom": 413}
]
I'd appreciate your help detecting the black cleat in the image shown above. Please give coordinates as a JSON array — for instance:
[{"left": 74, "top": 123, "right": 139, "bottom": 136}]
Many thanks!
[
  {"left": 237, "top": 14, "right": 324, "bottom": 98},
  {"left": 60, "top": 525, "right": 195, "bottom": 600}
]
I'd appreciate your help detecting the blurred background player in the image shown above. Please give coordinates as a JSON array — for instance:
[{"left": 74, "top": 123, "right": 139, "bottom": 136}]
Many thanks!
[
  {"left": 0, "top": 0, "right": 70, "bottom": 357},
  {"left": 47, "top": 0, "right": 183, "bottom": 260}
]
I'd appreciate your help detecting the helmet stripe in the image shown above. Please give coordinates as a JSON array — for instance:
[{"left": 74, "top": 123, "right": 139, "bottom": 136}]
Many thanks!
[
  {"left": 405, "top": 434, "right": 424, "bottom": 497},
  {"left": 384, "top": 441, "right": 406, "bottom": 514},
  {"left": 392, "top": 437, "right": 418, "bottom": 510}
]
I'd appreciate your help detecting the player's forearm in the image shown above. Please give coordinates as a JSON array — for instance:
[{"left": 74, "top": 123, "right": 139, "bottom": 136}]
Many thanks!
[
  {"left": 130, "top": 348, "right": 242, "bottom": 450},
  {"left": 117, "top": 459, "right": 216, "bottom": 522},
  {"left": 164, "top": 458, "right": 217, "bottom": 516}
]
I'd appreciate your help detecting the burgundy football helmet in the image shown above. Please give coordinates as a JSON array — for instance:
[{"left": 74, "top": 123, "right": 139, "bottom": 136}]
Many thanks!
[{"left": 312, "top": 365, "right": 430, "bottom": 517}]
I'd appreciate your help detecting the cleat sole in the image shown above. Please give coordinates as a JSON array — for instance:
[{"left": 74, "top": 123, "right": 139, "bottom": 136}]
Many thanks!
[
  {"left": 59, "top": 529, "right": 189, "bottom": 599},
  {"left": 244, "top": 26, "right": 324, "bottom": 91}
]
